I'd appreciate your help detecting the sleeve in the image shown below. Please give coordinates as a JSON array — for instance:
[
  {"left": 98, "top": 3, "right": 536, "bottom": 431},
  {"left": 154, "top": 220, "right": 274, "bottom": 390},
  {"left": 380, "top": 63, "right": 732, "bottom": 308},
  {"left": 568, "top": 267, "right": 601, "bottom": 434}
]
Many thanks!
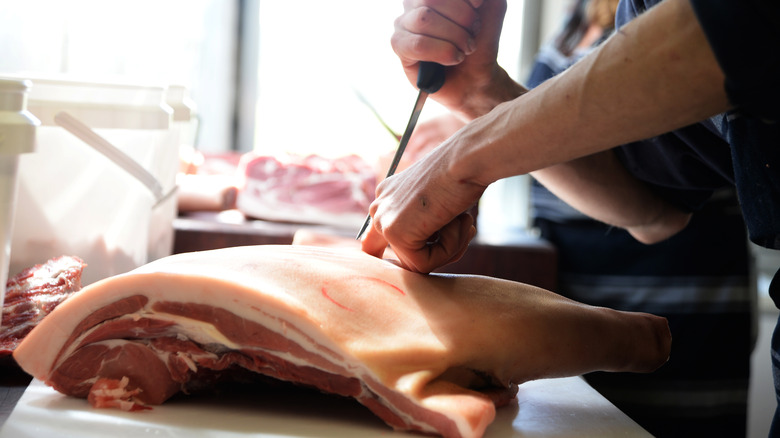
[
  {"left": 614, "top": 121, "right": 735, "bottom": 213},
  {"left": 688, "top": 0, "right": 780, "bottom": 121},
  {"left": 614, "top": 0, "right": 645, "bottom": 28}
]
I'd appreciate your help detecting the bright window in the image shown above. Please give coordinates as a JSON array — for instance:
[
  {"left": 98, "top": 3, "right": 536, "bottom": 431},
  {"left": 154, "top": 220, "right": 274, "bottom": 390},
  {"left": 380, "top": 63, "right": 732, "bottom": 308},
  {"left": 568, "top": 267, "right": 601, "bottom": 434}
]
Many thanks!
[
  {"left": 0, "top": 0, "right": 237, "bottom": 153},
  {"left": 252, "top": 0, "right": 526, "bottom": 164},
  {"left": 0, "top": 0, "right": 541, "bottom": 232}
]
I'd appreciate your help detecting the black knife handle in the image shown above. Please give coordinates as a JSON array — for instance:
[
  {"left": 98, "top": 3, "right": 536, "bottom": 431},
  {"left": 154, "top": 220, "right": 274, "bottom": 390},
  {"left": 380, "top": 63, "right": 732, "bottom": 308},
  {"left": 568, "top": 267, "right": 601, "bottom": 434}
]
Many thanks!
[{"left": 417, "top": 61, "right": 445, "bottom": 94}]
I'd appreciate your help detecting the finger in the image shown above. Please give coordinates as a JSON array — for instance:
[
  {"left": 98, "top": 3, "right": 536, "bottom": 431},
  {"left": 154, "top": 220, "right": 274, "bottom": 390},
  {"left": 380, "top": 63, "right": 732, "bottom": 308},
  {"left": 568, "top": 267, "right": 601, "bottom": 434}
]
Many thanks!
[
  {"left": 360, "top": 222, "right": 390, "bottom": 259},
  {"left": 443, "top": 214, "right": 477, "bottom": 265},
  {"left": 404, "top": 0, "right": 479, "bottom": 32},
  {"left": 434, "top": 213, "right": 476, "bottom": 265},
  {"left": 391, "top": 29, "right": 465, "bottom": 67},
  {"left": 401, "top": 213, "right": 476, "bottom": 274},
  {"left": 405, "top": 6, "right": 476, "bottom": 55},
  {"left": 393, "top": 9, "right": 477, "bottom": 64}
]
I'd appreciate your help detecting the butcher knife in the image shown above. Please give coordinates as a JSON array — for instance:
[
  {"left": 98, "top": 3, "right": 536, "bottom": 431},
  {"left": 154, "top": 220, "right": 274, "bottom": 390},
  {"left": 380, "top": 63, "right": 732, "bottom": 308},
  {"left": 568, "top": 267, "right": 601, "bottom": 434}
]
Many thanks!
[{"left": 356, "top": 61, "right": 445, "bottom": 240}]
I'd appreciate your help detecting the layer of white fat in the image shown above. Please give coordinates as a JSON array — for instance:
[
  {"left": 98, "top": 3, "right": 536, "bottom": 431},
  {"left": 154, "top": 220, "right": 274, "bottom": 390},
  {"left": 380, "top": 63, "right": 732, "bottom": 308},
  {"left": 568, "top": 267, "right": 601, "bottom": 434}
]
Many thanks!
[
  {"left": 355, "top": 374, "right": 444, "bottom": 436},
  {"left": 20, "top": 246, "right": 463, "bottom": 437},
  {"left": 52, "top": 309, "right": 446, "bottom": 436},
  {"left": 67, "top": 341, "right": 443, "bottom": 436},
  {"left": 52, "top": 305, "right": 355, "bottom": 377}
]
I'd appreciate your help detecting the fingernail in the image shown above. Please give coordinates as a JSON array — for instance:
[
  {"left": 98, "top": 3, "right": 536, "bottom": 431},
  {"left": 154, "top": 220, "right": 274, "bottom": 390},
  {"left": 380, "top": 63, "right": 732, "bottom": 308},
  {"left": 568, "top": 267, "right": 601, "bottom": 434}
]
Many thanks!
[
  {"left": 455, "top": 51, "right": 465, "bottom": 63},
  {"left": 467, "top": 37, "right": 476, "bottom": 54}
]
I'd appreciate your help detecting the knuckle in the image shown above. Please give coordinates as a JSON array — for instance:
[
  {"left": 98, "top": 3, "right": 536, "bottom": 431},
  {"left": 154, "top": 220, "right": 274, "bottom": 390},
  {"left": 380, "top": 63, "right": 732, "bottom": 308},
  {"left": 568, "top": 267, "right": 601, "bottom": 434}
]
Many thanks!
[
  {"left": 411, "top": 6, "right": 437, "bottom": 32},
  {"left": 407, "top": 35, "right": 428, "bottom": 58},
  {"left": 392, "top": 15, "right": 404, "bottom": 33}
]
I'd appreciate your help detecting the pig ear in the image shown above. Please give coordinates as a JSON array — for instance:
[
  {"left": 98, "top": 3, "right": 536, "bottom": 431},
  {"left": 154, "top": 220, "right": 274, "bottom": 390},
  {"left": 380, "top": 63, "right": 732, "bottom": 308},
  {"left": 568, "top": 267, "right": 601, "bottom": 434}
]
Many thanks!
[{"left": 417, "top": 380, "right": 500, "bottom": 438}]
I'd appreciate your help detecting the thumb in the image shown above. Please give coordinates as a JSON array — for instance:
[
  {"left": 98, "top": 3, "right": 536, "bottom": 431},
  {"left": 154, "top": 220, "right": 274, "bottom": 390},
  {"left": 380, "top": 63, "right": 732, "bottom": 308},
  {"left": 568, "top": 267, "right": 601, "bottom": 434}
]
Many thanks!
[{"left": 360, "top": 223, "right": 389, "bottom": 259}]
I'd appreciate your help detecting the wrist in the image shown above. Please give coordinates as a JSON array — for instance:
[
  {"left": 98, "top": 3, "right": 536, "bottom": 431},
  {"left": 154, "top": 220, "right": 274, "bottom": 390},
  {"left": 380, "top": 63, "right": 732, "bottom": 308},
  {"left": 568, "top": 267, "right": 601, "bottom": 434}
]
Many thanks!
[
  {"left": 442, "top": 69, "right": 527, "bottom": 188},
  {"left": 454, "top": 67, "right": 527, "bottom": 121}
]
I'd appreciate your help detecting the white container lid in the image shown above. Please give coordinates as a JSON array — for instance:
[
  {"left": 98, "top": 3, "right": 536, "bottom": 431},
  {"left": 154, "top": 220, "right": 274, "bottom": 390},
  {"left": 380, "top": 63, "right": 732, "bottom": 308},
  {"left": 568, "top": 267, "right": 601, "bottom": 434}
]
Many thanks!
[
  {"left": 0, "top": 79, "right": 30, "bottom": 112},
  {"left": 2, "top": 75, "right": 172, "bottom": 130},
  {"left": 0, "top": 78, "right": 38, "bottom": 155},
  {"left": 166, "top": 85, "right": 197, "bottom": 122}
]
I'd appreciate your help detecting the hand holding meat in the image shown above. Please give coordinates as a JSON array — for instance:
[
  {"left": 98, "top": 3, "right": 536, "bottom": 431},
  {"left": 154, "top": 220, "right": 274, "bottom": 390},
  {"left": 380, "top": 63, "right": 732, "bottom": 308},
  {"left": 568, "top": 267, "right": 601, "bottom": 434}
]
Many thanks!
[
  {"left": 361, "top": 144, "right": 482, "bottom": 274},
  {"left": 14, "top": 245, "right": 670, "bottom": 438}
]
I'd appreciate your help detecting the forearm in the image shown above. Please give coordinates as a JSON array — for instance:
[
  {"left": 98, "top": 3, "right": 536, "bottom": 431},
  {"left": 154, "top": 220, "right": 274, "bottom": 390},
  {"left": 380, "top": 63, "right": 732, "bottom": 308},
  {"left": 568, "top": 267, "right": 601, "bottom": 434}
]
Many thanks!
[
  {"left": 531, "top": 150, "right": 692, "bottom": 243},
  {"left": 366, "top": 0, "right": 728, "bottom": 271},
  {"left": 448, "top": 0, "right": 729, "bottom": 187}
]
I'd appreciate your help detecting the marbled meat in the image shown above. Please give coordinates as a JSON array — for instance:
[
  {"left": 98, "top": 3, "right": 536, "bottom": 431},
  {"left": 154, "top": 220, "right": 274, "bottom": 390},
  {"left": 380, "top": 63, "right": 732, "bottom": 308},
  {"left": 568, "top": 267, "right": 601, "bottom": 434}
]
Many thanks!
[{"left": 0, "top": 256, "right": 86, "bottom": 355}]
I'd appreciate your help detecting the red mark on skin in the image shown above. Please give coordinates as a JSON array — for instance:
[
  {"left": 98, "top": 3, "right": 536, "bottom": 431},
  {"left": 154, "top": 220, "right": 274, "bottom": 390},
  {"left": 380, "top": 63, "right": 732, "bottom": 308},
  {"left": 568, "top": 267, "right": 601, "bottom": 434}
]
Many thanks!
[
  {"left": 321, "top": 286, "right": 354, "bottom": 312},
  {"left": 364, "top": 276, "right": 405, "bottom": 296},
  {"left": 320, "top": 276, "right": 406, "bottom": 311}
]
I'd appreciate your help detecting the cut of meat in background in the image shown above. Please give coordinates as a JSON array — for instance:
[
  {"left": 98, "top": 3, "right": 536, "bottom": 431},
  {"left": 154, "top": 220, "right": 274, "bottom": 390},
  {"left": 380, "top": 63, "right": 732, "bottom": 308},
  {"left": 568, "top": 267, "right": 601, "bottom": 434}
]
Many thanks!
[
  {"left": 0, "top": 256, "right": 86, "bottom": 355},
  {"left": 236, "top": 153, "right": 376, "bottom": 228}
]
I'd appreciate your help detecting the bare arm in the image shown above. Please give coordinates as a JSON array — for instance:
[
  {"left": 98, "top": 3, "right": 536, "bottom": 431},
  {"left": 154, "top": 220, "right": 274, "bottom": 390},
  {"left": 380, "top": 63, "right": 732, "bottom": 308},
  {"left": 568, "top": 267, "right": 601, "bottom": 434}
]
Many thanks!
[
  {"left": 365, "top": 0, "right": 729, "bottom": 273},
  {"left": 449, "top": 0, "right": 728, "bottom": 184},
  {"left": 391, "top": 0, "right": 526, "bottom": 120},
  {"left": 531, "top": 150, "right": 692, "bottom": 244}
]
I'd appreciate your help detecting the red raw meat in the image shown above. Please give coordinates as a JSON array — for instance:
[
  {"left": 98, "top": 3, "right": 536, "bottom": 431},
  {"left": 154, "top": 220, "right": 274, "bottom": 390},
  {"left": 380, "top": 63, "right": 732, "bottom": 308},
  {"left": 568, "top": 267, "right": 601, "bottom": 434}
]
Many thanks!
[
  {"left": 13, "top": 245, "right": 670, "bottom": 438},
  {"left": 0, "top": 256, "right": 86, "bottom": 355},
  {"left": 236, "top": 153, "right": 376, "bottom": 227}
]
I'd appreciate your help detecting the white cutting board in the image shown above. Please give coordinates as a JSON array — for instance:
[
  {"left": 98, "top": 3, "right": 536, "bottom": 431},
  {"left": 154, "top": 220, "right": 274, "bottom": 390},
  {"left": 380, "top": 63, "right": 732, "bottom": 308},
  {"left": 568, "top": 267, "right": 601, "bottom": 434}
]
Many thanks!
[{"left": 0, "top": 376, "right": 651, "bottom": 438}]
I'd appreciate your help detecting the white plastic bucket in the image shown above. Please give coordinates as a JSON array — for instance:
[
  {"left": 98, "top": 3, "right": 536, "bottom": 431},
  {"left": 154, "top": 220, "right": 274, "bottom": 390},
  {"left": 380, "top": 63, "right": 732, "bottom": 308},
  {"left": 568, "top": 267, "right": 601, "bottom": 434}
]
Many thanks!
[
  {"left": 7, "top": 76, "right": 178, "bottom": 285},
  {"left": 0, "top": 78, "right": 38, "bottom": 315}
]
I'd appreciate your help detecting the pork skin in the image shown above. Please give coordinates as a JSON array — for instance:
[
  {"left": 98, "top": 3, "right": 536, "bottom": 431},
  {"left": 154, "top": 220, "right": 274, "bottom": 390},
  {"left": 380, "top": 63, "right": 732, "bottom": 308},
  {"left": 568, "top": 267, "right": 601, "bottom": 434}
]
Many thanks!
[{"left": 13, "top": 245, "right": 670, "bottom": 438}]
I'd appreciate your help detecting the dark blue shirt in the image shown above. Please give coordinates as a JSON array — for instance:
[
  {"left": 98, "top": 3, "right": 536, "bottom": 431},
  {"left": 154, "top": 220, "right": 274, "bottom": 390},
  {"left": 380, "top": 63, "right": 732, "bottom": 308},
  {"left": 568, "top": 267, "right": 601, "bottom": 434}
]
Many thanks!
[{"left": 615, "top": 0, "right": 780, "bottom": 250}]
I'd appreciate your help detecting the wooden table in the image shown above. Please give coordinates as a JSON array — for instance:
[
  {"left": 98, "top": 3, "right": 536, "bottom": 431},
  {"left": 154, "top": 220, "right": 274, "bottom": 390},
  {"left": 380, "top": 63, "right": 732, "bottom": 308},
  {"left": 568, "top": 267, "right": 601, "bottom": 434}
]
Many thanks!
[{"left": 173, "top": 210, "right": 558, "bottom": 291}]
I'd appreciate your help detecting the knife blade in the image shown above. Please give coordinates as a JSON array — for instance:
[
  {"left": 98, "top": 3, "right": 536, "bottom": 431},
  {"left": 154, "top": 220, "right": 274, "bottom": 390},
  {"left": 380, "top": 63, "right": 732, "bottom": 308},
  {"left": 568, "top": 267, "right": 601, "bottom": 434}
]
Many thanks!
[{"left": 356, "top": 61, "right": 445, "bottom": 240}]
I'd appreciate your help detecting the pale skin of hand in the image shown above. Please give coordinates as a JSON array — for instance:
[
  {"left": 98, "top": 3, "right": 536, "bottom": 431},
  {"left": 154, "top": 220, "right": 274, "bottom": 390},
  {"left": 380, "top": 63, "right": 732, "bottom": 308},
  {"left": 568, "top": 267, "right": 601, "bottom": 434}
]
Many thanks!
[
  {"left": 363, "top": 0, "right": 728, "bottom": 273},
  {"left": 399, "top": 116, "right": 692, "bottom": 245},
  {"left": 392, "top": 0, "right": 526, "bottom": 121}
]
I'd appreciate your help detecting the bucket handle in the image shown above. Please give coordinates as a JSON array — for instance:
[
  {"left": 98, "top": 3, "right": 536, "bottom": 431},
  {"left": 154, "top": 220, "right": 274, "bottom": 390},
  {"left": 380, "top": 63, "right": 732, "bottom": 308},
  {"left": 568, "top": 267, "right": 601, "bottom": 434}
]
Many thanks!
[{"left": 54, "top": 111, "right": 171, "bottom": 205}]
